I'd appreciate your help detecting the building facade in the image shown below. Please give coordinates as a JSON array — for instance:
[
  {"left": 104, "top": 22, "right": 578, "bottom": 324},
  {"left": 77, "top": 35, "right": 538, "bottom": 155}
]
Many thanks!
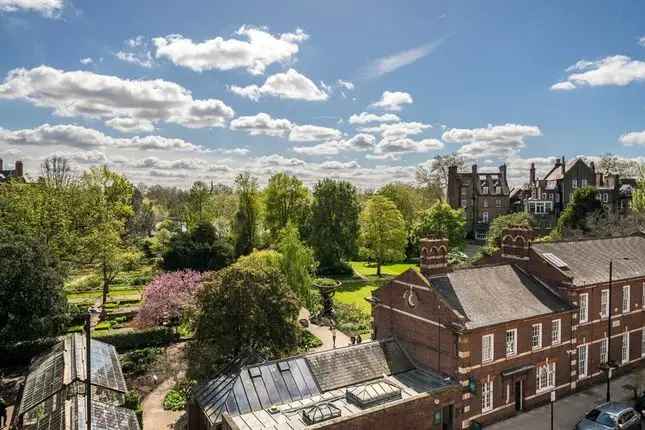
[
  {"left": 447, "top": 164, "right": 511, "bottom": 241},
  {"left": 511, "top": 157, "right": 637, "bottom": 232},
  {"left": 0, "top": 158, "right": 24, "bottom": 183}
]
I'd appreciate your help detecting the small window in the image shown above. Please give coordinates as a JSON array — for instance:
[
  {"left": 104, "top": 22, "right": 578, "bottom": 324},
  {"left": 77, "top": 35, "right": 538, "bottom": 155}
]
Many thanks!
[
  {"left": 622, "top": 332, "right": 630, "bottom": 364},
  {"left": 536, "top": 361, "right": 556, "bottom": 392},
  {"left": 482, "top": 334, "right": 494, "bottom": 363},
  {"left": 572, "top": 179, "right": 578, "bottom": 189},
  {"left": 531, "top": 324, "right": 542, "bottom": 350},
  {"left": 600, "top": 338, "right": 608, "bottom": 364},
  {"left": 483, "top": 199, "right": 488, "bottom": 208},
  {"left": 551, "top": 320, "right": 561, "bottom": 345},
  {"left": 578, "top": 344, "right": 588, "bottom": 379},
  {"left": 505, "top": 329, "right": 517, "bottom": 356},
  {"left": 579, "top": 293, "right": 589, "bottom": 323},
  {"left": 496, "top": 199, "right": 502, "bottom": 208},
  {"left": 622, "top": 285, "right": 631, "bottom": 313},
  {"left": 600, "top": 289, "right": 609, "bottom": 319},
  {"left": 581, "top": 178, "right": 588, "bottom": 187},
  {"left": 481, "top": 377, "right": 494, "bottom": 412},
  {"left": 482, "top": 211, "right": 489, "bottom": 223}
]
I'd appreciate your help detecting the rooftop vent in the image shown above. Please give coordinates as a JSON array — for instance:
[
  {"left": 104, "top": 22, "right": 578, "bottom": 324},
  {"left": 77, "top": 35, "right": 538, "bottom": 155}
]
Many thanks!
[
  {"left": 277, "top": 361, "right": 290, "bottom": 372},
  {"left": 542, "top": 252, "right": 569, "bottom": 269},
  {"left": 302, "top": 403, "right": 341, "bottom": 425},
  {"left": 248, "top": 367, "right": 261, "bottom": 378},
  {"left": 346, "top": 381, "right": 402, "bottom": 409}
]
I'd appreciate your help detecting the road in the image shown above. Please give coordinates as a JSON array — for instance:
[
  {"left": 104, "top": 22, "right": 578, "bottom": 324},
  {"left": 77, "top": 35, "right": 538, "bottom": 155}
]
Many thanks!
[{"left": 488, "top": 369, "right": 645, "bottom": 429}]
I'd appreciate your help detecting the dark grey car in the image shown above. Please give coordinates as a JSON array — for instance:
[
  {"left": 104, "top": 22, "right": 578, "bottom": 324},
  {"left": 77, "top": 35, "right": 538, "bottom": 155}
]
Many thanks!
[{"left": 575, "top": 402, "right": 641, "bottom": 430}]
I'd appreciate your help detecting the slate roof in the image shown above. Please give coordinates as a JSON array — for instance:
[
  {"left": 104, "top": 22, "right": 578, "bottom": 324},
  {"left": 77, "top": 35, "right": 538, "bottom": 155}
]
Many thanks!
[
  {"left": 193, "top": 339, "right": 417, "bottom": 426},
  {"left": 532, "top": 236, "right": 645, "bottom": 286},
  {"left": 428, "top": 265, "right": 572, "bottom": 329}
]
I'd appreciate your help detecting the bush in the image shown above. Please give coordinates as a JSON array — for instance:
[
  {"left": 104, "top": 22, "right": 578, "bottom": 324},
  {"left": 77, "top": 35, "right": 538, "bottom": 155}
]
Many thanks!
[
  {"left": 0, "top": 337, "right": 59, "bottom": 367},
  {"left": 163, "top": 389, "right": 186, "bottom": 411},
  {"left": 123, "top": 391, "right": 143, "bottom": 428},
  {"left": 121, "top": 347, "right": 162, "bottom": 377},
  {"left": 316, "top": 261, "right": 353, "bottom": 277},
  {"left": 298, "top": 331, "right": 322, "bottom": 352},
  {"left": 93, "top": 327, "right": 178, "bottom": 352},
  {"left": 334, "top": 302, "right": 371, "bottom": 335}
]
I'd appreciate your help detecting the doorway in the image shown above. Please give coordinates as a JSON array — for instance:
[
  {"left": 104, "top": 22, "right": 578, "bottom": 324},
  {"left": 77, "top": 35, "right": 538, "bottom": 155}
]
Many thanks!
[
  {"left": 442, "top": 405, "right": 454, "bottom": 430},
  {"left": 514, "top": 380, "right": 523, "bottom": 411}
]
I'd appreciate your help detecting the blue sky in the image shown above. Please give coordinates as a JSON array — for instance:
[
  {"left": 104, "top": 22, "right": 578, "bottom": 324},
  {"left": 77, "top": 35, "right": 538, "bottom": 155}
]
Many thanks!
[{"left": 0, "top": 0, "right": 644, "bottom": 187}]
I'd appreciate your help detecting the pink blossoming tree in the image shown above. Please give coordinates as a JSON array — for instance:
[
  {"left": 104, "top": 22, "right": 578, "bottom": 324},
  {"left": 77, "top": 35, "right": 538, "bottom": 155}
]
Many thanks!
[{"left": 135, "top": 270, "right": 203, "bottom": 328}]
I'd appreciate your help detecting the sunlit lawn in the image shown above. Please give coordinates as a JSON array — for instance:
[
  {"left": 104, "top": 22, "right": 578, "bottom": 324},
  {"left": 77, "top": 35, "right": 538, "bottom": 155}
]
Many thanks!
[
  {"left": 349, "top": 261, "right": 418, "bottom": 278},
  {"left": 334, "top": 282, "right": 378, "bottom": 314}
]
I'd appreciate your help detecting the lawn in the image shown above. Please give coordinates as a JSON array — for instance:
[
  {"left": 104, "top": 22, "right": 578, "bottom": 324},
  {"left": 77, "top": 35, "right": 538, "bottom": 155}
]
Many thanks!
[
  {"left": 334, "top": 279, "right": 386, "bottom": 314},
  {"left": 349, "top": 261, "right": 417, "bottom": 278}
]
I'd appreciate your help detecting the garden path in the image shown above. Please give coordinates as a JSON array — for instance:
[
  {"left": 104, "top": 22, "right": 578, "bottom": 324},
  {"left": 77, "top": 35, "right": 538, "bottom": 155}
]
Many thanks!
[{"left": 299, "top": 308, "right": 351, "bottom": 351}]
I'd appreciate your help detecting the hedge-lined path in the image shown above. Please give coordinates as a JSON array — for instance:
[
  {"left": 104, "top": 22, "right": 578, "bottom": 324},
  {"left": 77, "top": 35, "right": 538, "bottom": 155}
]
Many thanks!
[
  {"left": 141, "top": 343, "right": 187, "bottom": 430},
  {"left": 299, "top": 309, "right": 351, "bottom": 351}
]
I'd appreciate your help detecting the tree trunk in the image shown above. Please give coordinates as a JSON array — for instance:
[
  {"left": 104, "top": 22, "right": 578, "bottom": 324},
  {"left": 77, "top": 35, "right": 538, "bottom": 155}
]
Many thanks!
[
  {"left": 377, "top": 260, "right": 382, "bottom": 277},
  {"left": 101, "top": 260, "right": 109, "bottom": 310}
]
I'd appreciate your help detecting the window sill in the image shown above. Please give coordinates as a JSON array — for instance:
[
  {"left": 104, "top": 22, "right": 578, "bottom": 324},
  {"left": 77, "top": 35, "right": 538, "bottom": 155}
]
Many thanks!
[{"left": 536, "top": 386, "right": 555, "bottom": 394}]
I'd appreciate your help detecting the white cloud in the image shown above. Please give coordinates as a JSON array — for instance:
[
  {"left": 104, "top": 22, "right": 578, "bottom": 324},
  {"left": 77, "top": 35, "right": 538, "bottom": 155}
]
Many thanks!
[
  {"left": 361, "top": 39, "right": 445, "bottom": 78},
  {"left": 344, "top": 134, "right": 376, "bottom": 151},
  {"left": 230, "top": 69, "right": 328, "bottom": 101},
  {"left": 288, "top": 124, "right": 342, "bottom": 142},
  {"left": 153, "top": 26, "right": 308, "bottom": 75},
  {"left": 0, "top": 123, "right": 204, "bottom": 151},
  {"left": 293, "top": 141, "right": 343, "bottom": 156},
  {"left": 320, "top": 160, "right": 360, "bottom": 170},
  {"left": 115, "top": 35, "right": 155, "bottom": 68},
  {"left": 369, "top": 91, "right": 413, "bottom": 111},
  {"left": 105, "top": 117, "right": 155, "bottom": 133},
  {"left": 348, "top": 112, "right": 400, "bottom": 125},
  {"left": 360, "top": 121, "right": 431, "bottom": 139},
  {"left": 337, "top": 79, "right": 354, "bottom": 90},
  {"left": 551, "top": 55, "right": 645, "bottom": 90},
  {"left": 0, "top": 0, "right": 63, "bottom": 16},
  {"left": 132, "top": 156, "right": 207, "bottom": 170},
  {"left": 230, "top": 112, "right": 293, "bottom": 137},
  {"left": 373, "top": 137, "right": 443, "bottom": 158},
  {"left": 256, "top": 154, "right": 306, "bottom": 167},
  {"left": 80, "top": 57, "right": 93, "bottom": 65},
  {"left": 442, "top": 123, "right": 542, "bottom": 160},
  {"left": 639, "top": 36, "right": 645, "bottom": 47},
  {"left": 619, "top": 130, "right": 645, "bottom": 146},
  {"left": 0, "top": 66, "right": 235, "bottom": 130}
]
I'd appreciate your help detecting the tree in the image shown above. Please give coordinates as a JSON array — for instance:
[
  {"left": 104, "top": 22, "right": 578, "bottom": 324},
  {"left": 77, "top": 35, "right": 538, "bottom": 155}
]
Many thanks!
[
  {"left": 187, "top": 250, "right": 300, "bottom": 378},
  {"left": 80, "top": 166, "right": 134, "bottom": 307},
  {"left": 233, "top": 172, "right": 260, "bottom": 256},
  {"left": 596, "top": 153, "right": 641, "bottom": 177},
  {"left": 555, "top": 186, "right": 602, "bottom": 237},
  {"left": 264, "top": 173, "right": 311, "bottom": 242},
  {"left": 415, "top": 201, "right": 466, "bottom": 250},
  {"left": 134, "top": 270, "right": 203, "bottom": 328},
  {"left": 485, "top": 212, "right": 535, "bottom": 252},
  {"left": 277, "top": 223, "right": 317, "bottom": 309},
  {"left": 359, "top": 196, "right": 407, "bottom": 276},
  {"left": 162, "top": 221, "right": 233, "bottom": 271},
  {"left": 41, "top": 156, "right": 74, "bottom": 189},
  {"left": 416, "top": 152, "right": 464, "bottom": 200},
  {"left": 0, "top": 234, "right": 69, "bottom": 344},
  {"left": 126, "top": 187, "right": 156, "bottom": 239},
  {"left": 309, "top": 179, "right": 360, "bottom": 273},
  {"left": 633, "top": 179, "right": 645, "bottom": 214}
]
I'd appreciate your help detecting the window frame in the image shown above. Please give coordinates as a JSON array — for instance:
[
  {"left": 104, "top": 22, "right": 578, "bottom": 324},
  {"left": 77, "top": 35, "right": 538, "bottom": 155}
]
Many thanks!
[
  {"left": 481, "top": 377, "right": 494, "bottom": 413},
  {"left": 482, "top": 334, "right": 494, "bottom": 363},
  {"left": 600, "top": 337, "right": 608, "bottom": 364},
  {"left": 622, "top": 332, "right": 630, "bottom": 364},
  {"left": 622, "top": 285, "right": 630, "bottom": 313},
  {"left": 551, "top": 319, "right": 561, "bottom": 345},
  {"left": 578, "top": 344, "right": 588, "bottom": 379},
  {"left": 531, "top": 323, "right": 542, "bottom": 350},
  {"left": 505, "top": 329, "right": 517, "bottom": 357},
  {"left": 579, "top": 293, "right": 589, "bottom": 323},
  {"left": 600, "top": 289, "right": 609, "bottom": 319},
  {"left": 536, "top": 361, "right": 556, "bottom": 392}
]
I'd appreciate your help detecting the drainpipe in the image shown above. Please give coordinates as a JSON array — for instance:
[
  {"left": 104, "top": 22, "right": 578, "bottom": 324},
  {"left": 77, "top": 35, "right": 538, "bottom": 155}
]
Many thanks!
[{"left": 85, "top": 313, "right": 92, "bottom": 430}]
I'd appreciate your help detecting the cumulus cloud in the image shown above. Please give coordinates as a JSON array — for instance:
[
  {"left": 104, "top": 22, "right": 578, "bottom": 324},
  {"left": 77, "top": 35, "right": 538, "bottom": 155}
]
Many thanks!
[
  {"left": 229, "top": 112, "right": 293, "bottom": 137},
  {"left": 0, "top": 0, "right": 63, "bottom": 16},
  {"left": 551, "top": 55, "right": 645, "bottom": 90},
  {"left": 337, "top": 79, "right": 354, "bottom": 90},
  {"left": 640, "top": 36, "right": 645, "bottom": 47},
  {"left": 320, "top": 160, "right": 360, "bottom": 170},
  {"left": 288, "top": 124, "right": 342, "bottom": 142},
  {"left": 0, "top": 66, "right": 235, "bottom": 131},
  {"left": 619, "top": 130, "right": 645, "bottom": 146},
  {"left": 369, "top": 91, "right": 413, "bottom": 111},
  {"left": 372, "top": 137, "right": 443, "bottom": 159},
  {"left": 361, "top": 39, "right": 445, "bottom": 78},
  {"left": 360, "top": 121, "right": 431, "bottom": 139},
  {"left": 153, "top": 26, "right": 308, "bottom": 75},
  {"left": 256, "top": 154, "right": 306, "bottom": 167},
  {"left": 105, "top": 117, "right": 155, "bottom": 133},
  {"left": 348, "top": 112, "right": 400, "bottom": 125},
  {"left": 0, "top": 123, "right": 204, "bottom": 151},
  {"left": 292, "top": 141, "right": 344, "bottom": 156},
  {"left": 292, "top": 134, "right": 376, "bottom": 156},
  {"left": 442, "top": 123, "right": 542, "bottom": 160},
  {"left": 80, "top": 57, "right": 93, "bottom": 65},
  {"left": 230, "top": 69, "right": 328, "bottom": 101}
]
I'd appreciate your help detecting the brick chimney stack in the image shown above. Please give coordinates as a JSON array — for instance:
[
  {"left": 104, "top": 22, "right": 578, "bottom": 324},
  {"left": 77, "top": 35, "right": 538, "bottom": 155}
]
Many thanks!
[
  {"left": 529, "top": 162, "right": 536, "bottom": 185},
  {"left": 420, "top": 238, "right": 450, "bottom": 277},
  {"left": 500, "top": 225, "right": 535, "bottom": 260},
  {"left": 499, "top": 164, "right": 507, "bottom": 183},
  {"left": 15, "top": 160, "right": 23, "bottom": 177},
  {"left": 561, "top": 156, "right": 566, "bottom": 175}
]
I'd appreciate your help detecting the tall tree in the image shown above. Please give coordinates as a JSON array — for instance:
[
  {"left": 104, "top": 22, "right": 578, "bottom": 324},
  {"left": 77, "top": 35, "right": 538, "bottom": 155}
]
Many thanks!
[
  {"left": 633, "top": 180, "right": 645, "bottom": 214},
  {"left": 554, "top": 186, "right": 602, "bottom": 237},
  {"left": 416, "top": 152, "right": 465, "bottom": 200},
  {"left": 162, "top": 221, "right": 233, "bottom": 272},
  {"left": 233, "top": 172, "right": 260, "bottom": 256},
  {"left": 80, "top": 166, "right": 134, "bottom": 307},
  {"left": 41, "top": 156, "right": 74, "bottom": 189},
  {"left": 277, "top": 223, "right": 317, "bottom": 309},
  {"left": 415, "top": 201, "right": 466, "bottom": 250},
  {"left": 596, "top": 153, "right": 641, "bottom": 177},
  {"left": 309, "top": 179, "right": 360, "bottom": 273},
  {"left": 126, "top": 187, "right": 156, "bottom": 238},
  {"left": 0, "top": 234, "right": 69, "bottom": 344},
  {"left": 264, "top": 173, "right": 311, "bottom": 242},
  {"left": 359, "top": 196, "right": 407, "bottom": 276},
  {"left": 184, "top": 181, "right": 216, "bottom": 229},
  {"left": 188, "top": 250, "right": 300, "bottom": 378}
]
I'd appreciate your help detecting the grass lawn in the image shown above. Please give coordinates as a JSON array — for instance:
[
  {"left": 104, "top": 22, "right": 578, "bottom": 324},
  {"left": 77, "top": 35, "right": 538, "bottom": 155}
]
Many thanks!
[
  {"left": 334, "top": 280, "right": 384, "bottom": 314},
  {"left": 349, "top": 261, "right": 417, "bottom": 278}
]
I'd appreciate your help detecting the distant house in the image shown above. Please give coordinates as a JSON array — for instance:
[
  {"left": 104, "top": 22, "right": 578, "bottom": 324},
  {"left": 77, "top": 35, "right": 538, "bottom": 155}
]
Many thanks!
[
  {"left": 510, "top": 157, "right": 637, "bottom": 232},
  {"left": 189, "top": 339, "right": 461, "bottom": 430},
  {"left": 0, "top": 159, "right": 24, "bottom": 183},
  {"left": 13, "top": 334, "right": 139, "bottom": 430},
  {"left": 447, "top": 164, "right": 511, "bottom": 241}
]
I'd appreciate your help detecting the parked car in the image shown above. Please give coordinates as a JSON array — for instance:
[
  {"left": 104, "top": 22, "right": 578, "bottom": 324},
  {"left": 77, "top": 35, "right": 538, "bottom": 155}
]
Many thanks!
[
  {"left": 634, "top": 392, "right": 645, "bottom": 417},
  {"left": 575, "top": 402, "right": 641, "bottom": 430}
]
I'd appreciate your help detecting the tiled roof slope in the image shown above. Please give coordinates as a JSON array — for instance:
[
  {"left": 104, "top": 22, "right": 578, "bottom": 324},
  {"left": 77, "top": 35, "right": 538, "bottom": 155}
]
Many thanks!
[
  {"left": 428, "top": 265, "right": 571, "bottom": 329},
  {"left": 532, "top": 236, "right": 645, "bottom": 286}
]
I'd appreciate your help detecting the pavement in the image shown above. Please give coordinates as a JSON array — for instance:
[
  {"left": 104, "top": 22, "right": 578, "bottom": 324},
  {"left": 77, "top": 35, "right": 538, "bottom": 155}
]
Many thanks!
[
  {"left": 488, "top": 369, "right": 645, "bottom": 429},
  {"left": 299, "top": 308, "right": 351, "bottom": 351},
  {"left": 142, "top": 376, "right": 185, "bottom": 430}
]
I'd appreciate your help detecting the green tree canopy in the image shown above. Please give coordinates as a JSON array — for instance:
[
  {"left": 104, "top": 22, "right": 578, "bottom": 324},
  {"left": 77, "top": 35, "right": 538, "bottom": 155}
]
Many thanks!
[
  {"left": 264, "top": 173, "right": 311, "bottom": 242},
  {"left": 0, "top": 234, "right": 69, "bottom": 344},
  {"left": 415, "top": 201, "right": 466, "bottom": 250},
  {"left": 188, "top": 250, "right": 300, "bottom": 378},
  {"left": 555, "top": 186, "right": 602, "bottom": 237},
  {"left": 309, "top": 179, "right": 360, "bottom": 273},
  {"left": 633, "top": 179, "right": 645, "bottom": 214},
  {"left": 233, "top": 172, "right": 260, "bottom": 256},
  {"left": 277, "top": 223, "right": 317, "bottom": 310},
  {"left": 162, "top": 221, "right": 233, "bottom": 272},
  {"left": 359, "top": 196, "right": 407, "bottom": 276}
]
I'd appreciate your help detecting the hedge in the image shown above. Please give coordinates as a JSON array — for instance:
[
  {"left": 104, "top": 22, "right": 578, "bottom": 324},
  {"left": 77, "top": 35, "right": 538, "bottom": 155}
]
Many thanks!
[
  {"left": 0, "top": 337, "right": 60, "bottom": 367},
  {"left": 93, "top": 327, "right": 179, "bottom": 352}
]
